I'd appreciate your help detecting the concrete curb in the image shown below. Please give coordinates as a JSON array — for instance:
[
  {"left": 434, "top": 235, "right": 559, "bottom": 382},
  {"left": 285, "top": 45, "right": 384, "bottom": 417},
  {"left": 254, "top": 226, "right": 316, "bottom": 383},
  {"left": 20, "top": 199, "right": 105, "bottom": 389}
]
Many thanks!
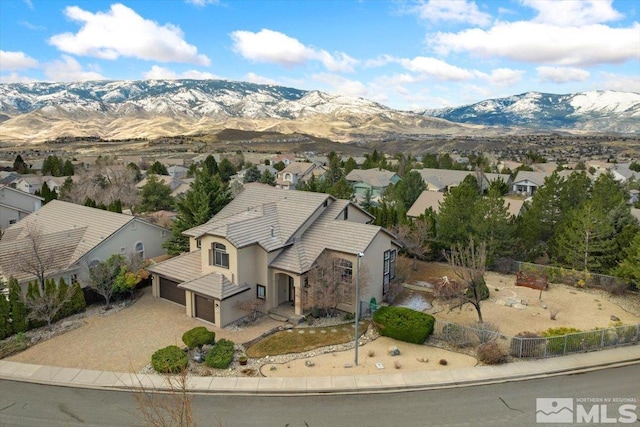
[{"left": 1, "top": 345, "right": 638, "bottom": 396}]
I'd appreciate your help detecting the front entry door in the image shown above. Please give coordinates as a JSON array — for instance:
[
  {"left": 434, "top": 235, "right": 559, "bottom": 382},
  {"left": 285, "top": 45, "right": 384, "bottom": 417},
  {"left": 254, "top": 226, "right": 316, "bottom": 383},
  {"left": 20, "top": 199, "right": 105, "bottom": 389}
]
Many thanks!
[{"left": 288, "top": 276, "right": 294, "bottom": 303}]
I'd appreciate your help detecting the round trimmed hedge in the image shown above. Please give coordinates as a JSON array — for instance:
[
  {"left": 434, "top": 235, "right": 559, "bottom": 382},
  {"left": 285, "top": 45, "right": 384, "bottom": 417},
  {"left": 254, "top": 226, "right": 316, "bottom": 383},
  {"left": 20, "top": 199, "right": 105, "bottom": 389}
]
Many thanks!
[
  {"left": 182, "top": 326, "right": 216, "bottom": 348},
  {"left": 372, "top": 306, "right": 435, "bottom": 344},
  {"left": 151, "top": 345, "right": 188, "bottom": 374},
  {"left": 205, "top": 339, "right": 235, "bottom": 369}
]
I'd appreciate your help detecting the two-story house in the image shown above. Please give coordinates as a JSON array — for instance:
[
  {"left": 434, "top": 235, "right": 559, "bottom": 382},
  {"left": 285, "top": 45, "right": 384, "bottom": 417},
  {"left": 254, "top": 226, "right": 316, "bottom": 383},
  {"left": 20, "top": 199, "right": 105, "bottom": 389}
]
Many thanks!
[
  {"left": 148, "top": 185, "right": 400, "bottom": 326},
  {"left": 345, "top": 169, "right": 401, "bottom": 203},
  {"left": 0, "top": 185, "right": 43, "bottom": 230},
  {"left": 276, "top": 162, "right": 327, "bottom": 190}
]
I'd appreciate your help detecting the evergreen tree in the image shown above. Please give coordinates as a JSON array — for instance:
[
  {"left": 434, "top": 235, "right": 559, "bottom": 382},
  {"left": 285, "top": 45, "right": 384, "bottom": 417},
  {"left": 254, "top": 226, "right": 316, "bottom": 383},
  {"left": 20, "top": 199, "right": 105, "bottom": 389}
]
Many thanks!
[
  {"left": 148, "top": 161, "right": 169, "bottom": 175},
  {"left": 344, "top": 157, "right": 358, "bottom": 175},
  {"left": 472, "top": 187, "right": 515, "bottom": 265},
  {"left": 258, "top": 169, "right": 276, "bottom": 186},
  {"left": 108, "top": 199, "right": 123, "bottom": 213},
  {"left": 217, "top": 158, "right": 236, "bottom": 182},
  {"left": 13, "top": 154, "right": 29, "bottom": 173},
  {"left": 615, "top": 232, "right": 640, "bottom": 289},
  {"left": 390, "top": 170, "right": 425, "bottom": 210},
  {"left": 297, "top": 175, "right": 328, "bottom": 193},
  {"left": 139, "top": 174, "right": 174, "bottom": 212},
  {"left": 163, "top": 169, "right": 231, "bottom": 255},
  {"left": 9, "top": 278, "right": 28, "bottom": 333},
  {"left": 0, "top": 288, "right": 10, "bottom": 339},
  {"left": 325, "top": 155, "right": 343, "bottom": 186},
  {"left": 127, "top": 162, "right": 142, "bottom": 182},
  {"left": 57, "top": 277, "right": 72, "bottom": 319},
  {"left": 328, "top": 177, "right": 353, "bottom": 200},
  {"left": 437, "top": 180, "right": 480, "bottom": 248},
  {"left": 70, "top": 282, "right": 86, "bottom": 314},
  {"left": 203, "top": 155, "right": 218, "bottom": 176},
  {"left": 551, "top": 201, "right": 617, "bottom": 273},
  {"left": 422, "top": 153, "right": 438, "bottom": 169},
  {"left": 62, "top": 159, "right": 75, "bottom": 176},
  {"left": 243, "top": 165, "right": 261, "bottom": 183}
]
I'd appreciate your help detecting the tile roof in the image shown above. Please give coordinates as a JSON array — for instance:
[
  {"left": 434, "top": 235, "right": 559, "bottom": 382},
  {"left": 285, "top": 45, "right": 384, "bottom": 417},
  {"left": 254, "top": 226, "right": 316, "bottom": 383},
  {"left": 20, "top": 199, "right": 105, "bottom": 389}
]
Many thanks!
[
  {"left": 179, "top": 272, "right": 250, "bottom": 300},
  {"left": 0, "top": 200, "right": 140, "bottom": 281},
  {"left": 406, "top": 191, "right": 445, "bottom": 217},
  {"left": 147, "top": 250, "right": 203, "bottom": 282},
  {"left": 512, "top": 171, "right": 552, "bottom": 186},
  {"left": 345, "top": 169, "right": 398, "bottom": 187},
  {"left": 184, "top": 185, "right": 330, "bottom": 252}
]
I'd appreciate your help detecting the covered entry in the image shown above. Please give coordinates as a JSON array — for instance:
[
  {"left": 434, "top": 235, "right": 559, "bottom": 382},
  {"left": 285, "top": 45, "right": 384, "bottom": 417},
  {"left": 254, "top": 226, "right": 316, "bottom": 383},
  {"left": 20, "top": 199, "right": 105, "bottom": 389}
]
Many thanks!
[
  {"left": 194, "top": 294, "right": 215, "bottom": 324},
  {"left": 159, "top": 277, "right": 186, "bottom": 306}
]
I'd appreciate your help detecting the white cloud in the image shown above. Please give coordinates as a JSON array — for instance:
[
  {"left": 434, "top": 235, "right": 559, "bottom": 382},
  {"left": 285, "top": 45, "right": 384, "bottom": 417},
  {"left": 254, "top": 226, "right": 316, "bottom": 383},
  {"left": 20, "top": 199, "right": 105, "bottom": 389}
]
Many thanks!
[
  {"left": 536, "top": 66, "right": 590, "bottom": 84},
  {"left": 599, "top": 72, "right": 640, "bottom": 93},
  {"left": 143, "top": 65, "right": 219, "bottom": 80},
  {"left": 185, "top": 0, "right": 219, "bottom": 6},
  {"left": 364, "top": 54, "right": 398, "bottom": 68},
  {"left": 0, "top": 50, "right": 38, "bottom": 71},
  {"left": 432, "top": 21, "right": 640, "bottom": 66},
  {"left": 400, "top": 56, "right": 474, "bottom": 81},
  {"left": 44, "top": 55, "right": 105, "bottom": 81},
  {"left": 523, "top": 0, "right": 624, "bottom": 26},
  {"left": 410, "top": 0, "right": 492, "bottom": 26},
  {"left": 0, "top": 73, "right": 37, "bottom": 83},
  {"left": 244, "top": 72, "right": 278, "bottom": 85},
  {"left": 49, "top": 4, "right": 210, "bottom": 65},
  {"left": 311, "top": 73, "right": 368, "bottom": 97},
  {"left": 475, "top": 68, "right": 525, "bottom": 86},
  {"left": 230, "top": 29, "right": 357, "bottom": 72}
]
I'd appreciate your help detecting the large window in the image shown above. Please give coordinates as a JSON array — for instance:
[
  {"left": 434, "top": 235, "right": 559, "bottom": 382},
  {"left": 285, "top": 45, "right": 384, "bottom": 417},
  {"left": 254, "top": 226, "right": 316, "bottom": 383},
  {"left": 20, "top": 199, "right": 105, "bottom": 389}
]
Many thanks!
[
  {"left": 210, "top": 243, "right": 229, "bottom": 268},
  {"left": 135, "top": 242, "right": 144, "bottom": 259},
  {"left": 333, "top": 258, "right": 353, "bottom": 284},
  {"left": 383, "top": 249, "right": 396, "bottom": 294},
  {"left": 257, "top": 284, "right": 266, "bottom": 300}
]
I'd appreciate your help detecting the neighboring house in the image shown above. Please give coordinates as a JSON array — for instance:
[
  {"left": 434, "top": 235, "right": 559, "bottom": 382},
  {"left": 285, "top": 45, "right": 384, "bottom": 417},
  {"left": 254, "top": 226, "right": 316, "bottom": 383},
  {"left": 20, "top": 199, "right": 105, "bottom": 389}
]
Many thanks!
[
  {"left": 346, "top": 169, "right": 401, "bottom": 201},
  {"left": 232, "top": 164, "right": 277, "bottom": 184},
  {"left": 148, "top": 185, "right": 400, "bottom": 326},
  {"left": 511, "top": 171, "right": 550, "bottom": 196},
  {"left": 276, "top": 162, "right": 326, "bottom": 190},
  {"left": 271, "top": 153, "right": 296, "bottom": 166},
  {"left": 0, "top": 185, "right": 43, "bottom": 230},
  {"left": 0, "top": 200, "right": 169, "bottom": 292},
  {"left": 412, "top": 168, "right": 511, "bottom": 193},
  {"left": 136, "top": 175, "right": 194, "bottom": 198},
  {"left": 13, "top": 175, "right": 43, "bottom": 195},
  {"left": 167, "top": 165, "right": 188, "bottom": 179},
  {"left": 406, "top": 191, "right": 445, "bottom": 218}
]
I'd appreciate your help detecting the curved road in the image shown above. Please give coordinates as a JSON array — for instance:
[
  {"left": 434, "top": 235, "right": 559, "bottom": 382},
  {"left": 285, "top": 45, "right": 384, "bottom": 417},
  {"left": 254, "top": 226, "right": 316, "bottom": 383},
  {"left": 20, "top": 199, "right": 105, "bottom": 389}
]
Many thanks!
[{"left": 1, "top": 365, "right": 639, "bottom": 426}]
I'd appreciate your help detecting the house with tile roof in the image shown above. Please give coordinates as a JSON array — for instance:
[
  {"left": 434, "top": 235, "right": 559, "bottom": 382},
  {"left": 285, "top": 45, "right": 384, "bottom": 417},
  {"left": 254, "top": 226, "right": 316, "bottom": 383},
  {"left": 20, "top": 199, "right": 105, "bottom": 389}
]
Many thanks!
[
  {"left": 406, "top": 190, "right": 525, "bottom": 219},
  {"left": 147, "top": 184, "right": 400, "bottom": 326},
  {"left": 275, "top": 162, "right": 327, "bottom": 190},
  {"left": 0, "top": 200, "right": 169, "bottom": 292},
  {"left": 345, "top": 169, "right": 401, "bottom": 201},
  {"left": 412, "top": 168, "right": 512, "bottom": 193},
  {"left": 0, "top": 185, "right": 43, "bottom": 230}
]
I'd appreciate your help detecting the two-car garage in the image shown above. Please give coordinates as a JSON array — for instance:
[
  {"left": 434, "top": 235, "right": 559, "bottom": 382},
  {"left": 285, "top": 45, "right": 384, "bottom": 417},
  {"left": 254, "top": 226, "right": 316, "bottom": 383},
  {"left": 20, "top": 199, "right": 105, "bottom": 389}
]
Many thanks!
[
  {"left": 159, "top": 277, "right": 186, "bottom": 306},
  {"left": 159, "top": 277, "right": 215, "bottom": 324}
]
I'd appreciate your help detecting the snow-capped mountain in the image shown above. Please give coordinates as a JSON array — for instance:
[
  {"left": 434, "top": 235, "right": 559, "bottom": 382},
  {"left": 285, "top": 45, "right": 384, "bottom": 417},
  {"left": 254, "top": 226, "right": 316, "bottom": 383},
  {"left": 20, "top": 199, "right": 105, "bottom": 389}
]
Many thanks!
[
  {"left": 0, "top": 81, "right": 637, "bottom": 144},
  {"left": 0, "top": 79, "right": 466, "bottom": 143},
  {"left": 423, "top": 91, "right": 640, "bottom": 134}
]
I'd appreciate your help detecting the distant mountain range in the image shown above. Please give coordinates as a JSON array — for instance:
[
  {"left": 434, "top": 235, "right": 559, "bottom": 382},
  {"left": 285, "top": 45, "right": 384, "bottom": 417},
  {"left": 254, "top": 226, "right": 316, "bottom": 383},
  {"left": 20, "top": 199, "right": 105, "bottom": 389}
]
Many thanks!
[
  {"left": 0, "top": 79, "right": 637, "bottom": 144},
  {"left": 422, "top": 91, "right": 640, "bottom": 134}
]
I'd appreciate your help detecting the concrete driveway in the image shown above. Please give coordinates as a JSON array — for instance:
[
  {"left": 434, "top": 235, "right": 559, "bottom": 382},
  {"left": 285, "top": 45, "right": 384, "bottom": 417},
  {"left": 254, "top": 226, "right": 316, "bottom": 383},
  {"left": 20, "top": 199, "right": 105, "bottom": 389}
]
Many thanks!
[{"left": 7, "top": 287, "right": 281, "bottom": 372}]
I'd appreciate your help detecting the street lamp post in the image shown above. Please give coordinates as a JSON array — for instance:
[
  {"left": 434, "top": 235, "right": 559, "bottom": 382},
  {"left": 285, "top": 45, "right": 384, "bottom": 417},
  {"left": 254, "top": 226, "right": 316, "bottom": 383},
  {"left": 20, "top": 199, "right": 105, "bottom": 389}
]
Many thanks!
[{"left": 354, "top": 251, "right": 364, "bottom": 366}]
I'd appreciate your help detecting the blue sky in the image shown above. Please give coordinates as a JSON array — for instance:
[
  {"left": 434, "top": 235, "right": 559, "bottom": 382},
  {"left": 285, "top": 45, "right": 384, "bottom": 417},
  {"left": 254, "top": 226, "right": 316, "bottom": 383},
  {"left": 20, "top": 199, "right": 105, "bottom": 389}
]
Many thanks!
[{"left": 1, "top": 0, "right": 638, "bottom": 109}]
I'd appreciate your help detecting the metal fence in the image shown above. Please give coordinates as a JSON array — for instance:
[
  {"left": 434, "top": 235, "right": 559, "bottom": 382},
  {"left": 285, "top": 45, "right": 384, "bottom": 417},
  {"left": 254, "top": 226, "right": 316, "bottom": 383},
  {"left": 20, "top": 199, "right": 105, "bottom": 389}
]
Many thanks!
[{"left": 432, "top": 320, "right": 639, "bottom": 359}]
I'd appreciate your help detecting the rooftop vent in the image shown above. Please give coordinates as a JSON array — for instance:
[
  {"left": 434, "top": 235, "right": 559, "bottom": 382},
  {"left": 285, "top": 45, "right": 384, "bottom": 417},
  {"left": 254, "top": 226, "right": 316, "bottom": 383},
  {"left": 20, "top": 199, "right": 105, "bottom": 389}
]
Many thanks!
[{"left": 270, "top": 226, "right": 274, "bottom": 237}]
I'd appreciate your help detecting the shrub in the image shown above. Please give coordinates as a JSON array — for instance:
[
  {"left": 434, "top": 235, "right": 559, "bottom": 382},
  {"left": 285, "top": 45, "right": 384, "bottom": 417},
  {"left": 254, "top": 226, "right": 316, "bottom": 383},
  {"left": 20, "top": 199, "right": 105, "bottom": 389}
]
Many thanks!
[
  {"left": 182, "top": 326, "right": 216, "bottom": 348},
  {"left": 205, "top": 339, "right": 235, "bottom": 369},
  {"left": 510, "top": 331, "right": 543, "bottom": 358},
  {"left": 439, "top": 359, "right": 448, "bottom": 365},
  {"left": 477, "top": 341, "right": 508, "bottom": 365},
  {"left": 472, "top": 321, "right": 500, "bottom": 344},
  {"left": 372, "top": 306, "right": 435, "bottom": 344},
  {"left": 70, "top": 283, "right": 86, "bottom": 314},
  {"left": 442, "top": 323, "right": 474, "bottom": 348},
  {"left": 151, "top": 345, "right": 188, "bottom": 374},
  {"left": 8, "top": 278, "right": 28, "bottom": 334}
]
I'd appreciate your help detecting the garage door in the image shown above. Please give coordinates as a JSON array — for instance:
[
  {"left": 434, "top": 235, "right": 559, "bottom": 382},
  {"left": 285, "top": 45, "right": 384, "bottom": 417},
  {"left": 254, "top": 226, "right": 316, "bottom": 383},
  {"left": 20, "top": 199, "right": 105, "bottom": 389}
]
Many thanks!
[
  {"left": 160, "top": 277, "right": 186, "bottom": 306},
  {"left": 195, "top": 294, "right": 215, "bottom": 324}
]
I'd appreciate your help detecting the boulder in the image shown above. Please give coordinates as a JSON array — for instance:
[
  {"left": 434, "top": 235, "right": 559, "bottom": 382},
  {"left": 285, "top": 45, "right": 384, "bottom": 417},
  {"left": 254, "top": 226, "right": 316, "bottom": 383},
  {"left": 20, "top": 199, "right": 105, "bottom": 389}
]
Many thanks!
[{"left": 388, "top": 346, "right": 400, "bottom": 356}]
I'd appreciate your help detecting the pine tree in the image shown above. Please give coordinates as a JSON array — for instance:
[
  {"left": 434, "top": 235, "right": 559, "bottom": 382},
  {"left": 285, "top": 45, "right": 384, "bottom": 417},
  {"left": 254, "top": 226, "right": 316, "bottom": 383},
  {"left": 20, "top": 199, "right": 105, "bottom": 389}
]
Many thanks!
[
  {"left": 437, "top": 180, "right": 480, "bottom": 249},
  {"left": 163, "top": 168, "right": 231, "bottom": 255},
  {"left": 0, "top": 281, "right": 11, "bottom": 339},
  {"left": 551, "top": 202, "right": 617, "bottom": 274},
  {"left": 9, "top": 278, "right": 28, "bottom": 333},
  {"left": 57, "top": 277, "right": 72, "bottom": 319},
  {"left": 258, "top": 169, "right": 276, "bottom": 186},
  {"left": 70, "top": 282, "right": 86, "bottom": 314},
  {"left": 472, "top": 187, "right": 515, "bottom": 265},
  {"left": 138, "top": 174, "right": 174, "bottom": 212}
]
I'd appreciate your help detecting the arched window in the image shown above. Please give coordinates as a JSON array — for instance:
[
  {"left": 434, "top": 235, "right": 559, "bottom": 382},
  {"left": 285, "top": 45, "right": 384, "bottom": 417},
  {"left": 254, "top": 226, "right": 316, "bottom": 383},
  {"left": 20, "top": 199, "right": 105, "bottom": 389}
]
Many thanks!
[
  {"left": 210, "top": 242, "right": 229, "bottom": 268},
  {"left": 135, "top": 242, "right": 144, "bottom": 259}
]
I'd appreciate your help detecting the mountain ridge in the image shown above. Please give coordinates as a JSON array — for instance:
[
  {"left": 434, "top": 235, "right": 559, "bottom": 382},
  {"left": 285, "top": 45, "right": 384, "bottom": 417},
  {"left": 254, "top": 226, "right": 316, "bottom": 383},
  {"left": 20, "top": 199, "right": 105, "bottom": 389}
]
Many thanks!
[{"left": 0, "top": 79, "right": 637, "bottom": 144}]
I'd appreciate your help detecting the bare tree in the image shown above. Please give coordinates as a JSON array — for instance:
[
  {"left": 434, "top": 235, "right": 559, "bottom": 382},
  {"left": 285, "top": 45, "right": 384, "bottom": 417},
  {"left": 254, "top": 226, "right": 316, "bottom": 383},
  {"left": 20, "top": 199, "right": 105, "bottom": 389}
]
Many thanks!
[
  {"left": 63, "top": 162, "right": 139, "bottom": 208},
  {"left": 437, "top": 239, "right": 488, "bottom": 323},
  {"left": 394, "top": 217, "right": 433, "bottom": 270},
  {"left": 235, "top": 299, "right": 265, "bottom": 322},
  {"left": 133, "top": 369, "right": 197, "bottom": 427},
  {"left": 12, "top": 222, "right": 56, "bottom": 293},
  {"left": 25, "top": 281, "right": 76, "bottom": 331},
  {"left": 306, "top": 252, "right": 370, "bottom": 316},
  {"left": 81, "top": 254, "right": 126, "bottom": 309}
]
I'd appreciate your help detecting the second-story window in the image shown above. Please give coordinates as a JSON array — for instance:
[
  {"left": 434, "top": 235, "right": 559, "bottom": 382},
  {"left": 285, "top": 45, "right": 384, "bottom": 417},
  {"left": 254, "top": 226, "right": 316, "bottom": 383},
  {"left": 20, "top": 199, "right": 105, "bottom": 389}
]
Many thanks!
[{"left": 211, "top": 242, "right": 229, "bottom": 268}]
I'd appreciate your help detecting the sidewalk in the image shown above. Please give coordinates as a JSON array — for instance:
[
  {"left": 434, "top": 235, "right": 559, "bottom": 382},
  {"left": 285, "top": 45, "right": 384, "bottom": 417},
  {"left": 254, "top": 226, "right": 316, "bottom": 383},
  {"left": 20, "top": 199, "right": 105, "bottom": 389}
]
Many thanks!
[{"left": 1, "top": 346, "right": 638, "bottom": 395}]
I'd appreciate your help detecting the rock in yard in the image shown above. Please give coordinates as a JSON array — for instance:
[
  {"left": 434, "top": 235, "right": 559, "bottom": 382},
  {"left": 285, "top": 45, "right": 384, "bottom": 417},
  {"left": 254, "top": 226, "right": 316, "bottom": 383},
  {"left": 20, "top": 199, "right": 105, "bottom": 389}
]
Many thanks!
[
  {"left": 610, "top": 315, "right": 620, "bottom": 322},
  {"left": 388, "top": 346, "right": 400, "bottom": 356},
  {"left": 305, "top": 360, "right": 315, "bottom": 367}
]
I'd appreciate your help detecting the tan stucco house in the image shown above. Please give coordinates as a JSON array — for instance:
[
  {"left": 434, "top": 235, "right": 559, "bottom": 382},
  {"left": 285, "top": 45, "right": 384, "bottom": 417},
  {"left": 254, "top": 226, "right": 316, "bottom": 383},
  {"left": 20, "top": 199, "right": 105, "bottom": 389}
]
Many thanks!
[{"left": 148, "top": 184, "right": 400, "bottom": 326}]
